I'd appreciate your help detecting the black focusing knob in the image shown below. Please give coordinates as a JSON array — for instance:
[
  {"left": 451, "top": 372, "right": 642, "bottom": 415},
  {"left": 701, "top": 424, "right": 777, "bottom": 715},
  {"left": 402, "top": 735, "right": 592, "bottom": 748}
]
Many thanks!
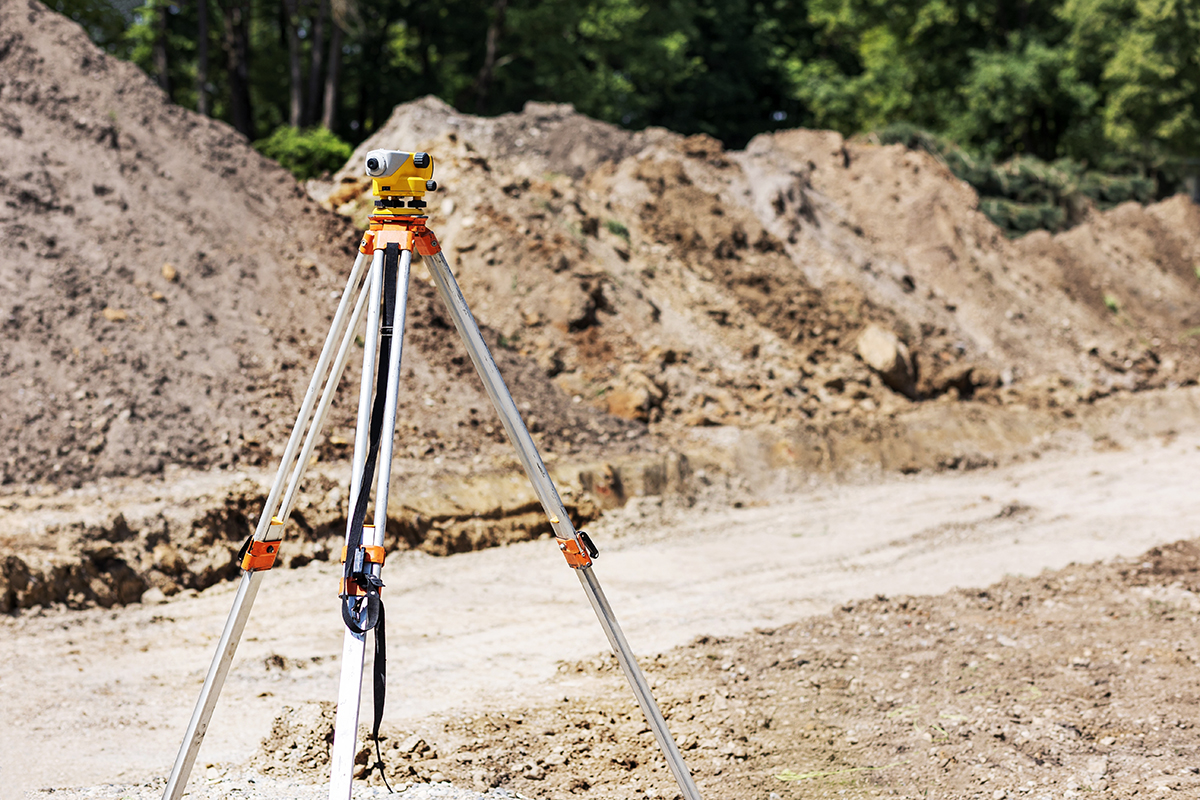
[
  {"left": 412, "top": 152, "right": 430, "bottom": 169},
  {"left": 426, "top": 180, "right": 438, "bottom": 191}
]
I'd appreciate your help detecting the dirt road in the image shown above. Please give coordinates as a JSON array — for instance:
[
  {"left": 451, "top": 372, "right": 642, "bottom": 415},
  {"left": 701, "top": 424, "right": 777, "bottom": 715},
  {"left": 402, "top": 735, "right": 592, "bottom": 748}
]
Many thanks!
[{"left": 3, "top": 432, "right": 1197, "bottom": 797}]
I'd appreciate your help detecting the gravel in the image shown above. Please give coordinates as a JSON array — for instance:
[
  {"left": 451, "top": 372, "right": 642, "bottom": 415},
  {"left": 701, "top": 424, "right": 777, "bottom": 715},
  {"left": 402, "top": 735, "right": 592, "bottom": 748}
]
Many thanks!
[{"left": 29, "top": 775, "right": 533, "bottom": 800}]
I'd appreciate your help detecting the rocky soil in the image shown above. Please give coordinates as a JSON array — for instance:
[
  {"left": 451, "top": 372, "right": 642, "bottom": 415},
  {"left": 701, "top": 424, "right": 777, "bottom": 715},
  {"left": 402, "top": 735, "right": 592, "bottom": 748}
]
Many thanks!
[
  {"left": 400, "top": 539, "right": 1200, "bottom": 800},
  {"left": 319, "top": 539, "right": 1200, "bottom": 800}
]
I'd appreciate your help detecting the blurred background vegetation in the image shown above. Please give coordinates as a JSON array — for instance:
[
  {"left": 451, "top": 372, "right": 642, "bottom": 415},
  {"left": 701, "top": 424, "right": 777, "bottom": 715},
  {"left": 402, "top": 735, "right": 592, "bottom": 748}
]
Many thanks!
[{"left": 50, "top": 0, "right": 1200, "bottom": 234}]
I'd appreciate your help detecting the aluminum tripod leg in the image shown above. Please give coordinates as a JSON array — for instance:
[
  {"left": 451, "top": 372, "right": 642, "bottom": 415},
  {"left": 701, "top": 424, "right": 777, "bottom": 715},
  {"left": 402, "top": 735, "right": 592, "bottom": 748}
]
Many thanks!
[
  {"left": 329, "top": 246, "right": 413, "bottom": 800},
  {"left": 162, "top": 253, "right": 372, "bottom": 800},
  {"left": 422, "top": 250, "right": 702, "bottom": 800}
]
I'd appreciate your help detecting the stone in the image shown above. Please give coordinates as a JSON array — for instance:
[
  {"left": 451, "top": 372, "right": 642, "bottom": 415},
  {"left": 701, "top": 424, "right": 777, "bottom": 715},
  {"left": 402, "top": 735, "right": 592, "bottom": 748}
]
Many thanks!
[
  {"left": 605, "top": 366, "right": 665, "bottom": 422},
  {"left": 606, "top": 386, "right": 652, "bottom": 421},
  {"left": 856, "top": 324, "right": 915, "bottom": 397}
]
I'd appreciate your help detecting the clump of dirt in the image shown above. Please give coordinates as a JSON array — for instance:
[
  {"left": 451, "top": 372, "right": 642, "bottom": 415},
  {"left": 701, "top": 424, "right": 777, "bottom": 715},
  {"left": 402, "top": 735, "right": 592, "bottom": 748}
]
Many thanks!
[
  {"left": 0, "top": 1, "right": 645, "bottom": 490},
  {"left": 251, "top": 701, "right": 338, "bottom": 777},
  {"left": 273, "top": 537, "right": 1199, "bottom": 799}
]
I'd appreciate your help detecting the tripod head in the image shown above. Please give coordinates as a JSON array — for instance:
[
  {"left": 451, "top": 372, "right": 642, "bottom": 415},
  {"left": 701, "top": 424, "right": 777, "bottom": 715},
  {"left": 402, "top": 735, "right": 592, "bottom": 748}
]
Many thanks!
[{"left": 365, "top": 149, "right": 437, "bottom": 212}]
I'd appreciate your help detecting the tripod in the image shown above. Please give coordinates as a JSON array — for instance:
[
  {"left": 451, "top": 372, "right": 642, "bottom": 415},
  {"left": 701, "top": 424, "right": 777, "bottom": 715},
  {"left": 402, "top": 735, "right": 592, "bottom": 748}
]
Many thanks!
[{"left": 162, "top": 150, "right": 702, "bottom": 800}]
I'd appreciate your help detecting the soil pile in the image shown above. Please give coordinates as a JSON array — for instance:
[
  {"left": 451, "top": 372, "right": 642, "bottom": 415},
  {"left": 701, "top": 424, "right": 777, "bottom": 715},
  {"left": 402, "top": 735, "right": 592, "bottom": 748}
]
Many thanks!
[
  {"left": 321, "top": 98, "right": 1200, "bottom": 454},
  {"left": 6, "top": 0, "right": 1200, "bottom": 617},
  {"left": 6, "top": 0, "right": 1200, "bottom": 494},
  {"left": 0, "top": 0, "right": 637, "bottom": 490}
]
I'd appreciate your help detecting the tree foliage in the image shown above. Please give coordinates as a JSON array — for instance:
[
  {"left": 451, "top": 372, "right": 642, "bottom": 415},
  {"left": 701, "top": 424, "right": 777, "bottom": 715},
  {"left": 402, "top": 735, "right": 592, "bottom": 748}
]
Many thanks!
[
  {"left": 46, "top": 0, "right": 1200, "bottom": 195},
  {"left": 253, "top": 125, "right": 353, "bottom": 178}
]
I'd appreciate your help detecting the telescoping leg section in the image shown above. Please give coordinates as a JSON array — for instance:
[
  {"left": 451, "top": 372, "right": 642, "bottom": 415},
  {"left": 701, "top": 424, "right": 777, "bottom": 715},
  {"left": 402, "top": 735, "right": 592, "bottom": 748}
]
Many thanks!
[{"left": 163, "top": 149, "right": 702, "bottom": 800}]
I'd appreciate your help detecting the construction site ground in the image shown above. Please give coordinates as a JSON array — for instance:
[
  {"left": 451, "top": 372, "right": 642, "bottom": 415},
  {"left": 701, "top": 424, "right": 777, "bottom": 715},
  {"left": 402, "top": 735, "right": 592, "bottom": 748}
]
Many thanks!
[
  {"left": 4, "top": 2, "right": 1200, "bottom": 798},
  {"left": 5, "top": 425, "right": 1200, "bottom": 800}
]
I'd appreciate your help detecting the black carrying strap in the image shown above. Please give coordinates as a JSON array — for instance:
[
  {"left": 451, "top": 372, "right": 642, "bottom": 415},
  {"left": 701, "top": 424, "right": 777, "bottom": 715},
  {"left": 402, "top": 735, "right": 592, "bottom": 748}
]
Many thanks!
[
  {"left": 340, "top": 242, "right": 400, "bottom": 791},
  {"left": 370, "top": 602, "right": 393, "bottom": 791},
  {"left": 341, "top": 242, "right": 399, "bottom": 632}
]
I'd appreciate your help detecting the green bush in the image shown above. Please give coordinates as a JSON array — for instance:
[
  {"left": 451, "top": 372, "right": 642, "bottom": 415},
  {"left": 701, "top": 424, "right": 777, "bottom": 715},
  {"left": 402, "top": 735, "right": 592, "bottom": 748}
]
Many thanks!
[
  {"left": 253, "top": 126, "right": 353, "bottom": 181},
  {"left": 979, "top": 198, "right": 1065, "bottom": 235},
  {"left": 876, "top": 124, "right": 1157, "bottom": 237}
]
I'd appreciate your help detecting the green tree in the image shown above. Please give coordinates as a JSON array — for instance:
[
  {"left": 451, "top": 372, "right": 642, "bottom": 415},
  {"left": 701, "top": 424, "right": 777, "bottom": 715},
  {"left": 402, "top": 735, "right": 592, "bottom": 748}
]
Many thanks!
[
  {"left": 789, "top": 0, "right": 1077, "bottom": 156},
  {"left": 47, "top": 0, "right": 132, "bottom": 55},
  {"left": 1099, "top": 0, "right": 1200, "bottom": 158},
  {"left": 950, "top": 34, "right": 1103, "bottom": 161}
]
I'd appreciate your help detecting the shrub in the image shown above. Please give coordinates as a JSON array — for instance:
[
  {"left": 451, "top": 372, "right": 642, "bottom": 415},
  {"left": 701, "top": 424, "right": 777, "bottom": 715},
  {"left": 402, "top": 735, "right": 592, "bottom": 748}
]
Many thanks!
[
  {"left": 876, "top": 124, "right": 1157, "bottom": 237},
  {"left": 253, "top": 125, "right": 353, "bottom": 181}
]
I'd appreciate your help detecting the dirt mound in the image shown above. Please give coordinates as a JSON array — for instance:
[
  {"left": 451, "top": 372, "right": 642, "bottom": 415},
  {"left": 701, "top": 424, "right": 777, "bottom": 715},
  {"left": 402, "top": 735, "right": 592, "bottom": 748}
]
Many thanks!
[
  {"left": 317, "top": 98, "right": 1200, "bottom": 467},
  {"left": 251, "top": 702, "right": 338, "bottom": 777},
  {"left": 328, "top": 96, "right": 654, "bottom": 185},
  {"left": 0, "top": 2, "right": 640, "bottom": 489},
  {"left": 6, "top": 0, "right": 1200, "bottom": 494},
  {"left": 746, "top": 130, "right": 1200, "bottom": 395}
]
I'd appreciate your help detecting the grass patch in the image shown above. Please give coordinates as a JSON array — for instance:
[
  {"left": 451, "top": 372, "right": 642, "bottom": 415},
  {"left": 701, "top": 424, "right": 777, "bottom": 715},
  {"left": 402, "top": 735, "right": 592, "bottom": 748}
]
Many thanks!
[{"left": 604, "top": 219, "right": 630, "bottom": 240}]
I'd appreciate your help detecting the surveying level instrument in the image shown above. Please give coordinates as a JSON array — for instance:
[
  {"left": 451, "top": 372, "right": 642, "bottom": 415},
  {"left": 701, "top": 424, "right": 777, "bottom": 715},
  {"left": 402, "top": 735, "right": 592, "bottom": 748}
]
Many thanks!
[{"left": 162, "top": 149, "right": 703, "bottom": 800}]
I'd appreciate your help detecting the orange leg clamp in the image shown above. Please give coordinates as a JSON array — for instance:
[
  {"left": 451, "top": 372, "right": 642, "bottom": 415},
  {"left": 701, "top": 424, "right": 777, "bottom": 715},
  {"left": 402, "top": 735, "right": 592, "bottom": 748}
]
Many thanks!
[
  {"left": 341, "top": 545, "right": 386, "bottom": 566},
  {"left": 242, "top": 540, "right": 281, "bottom": 571},
  {"left": 556, "top": 537, "right": 594, "bottom": 569},
  {"left": 415, "top": 230, "right": 442, "bottom": 256},
  {"left": 241, "top": 517, "right": 285, "bottom": 571},
  {"left": 358, "top": 230, "right": 376, "bottom": 255},
  {"left": 340, "top": 535, "right": 386, "bottom": 596}
]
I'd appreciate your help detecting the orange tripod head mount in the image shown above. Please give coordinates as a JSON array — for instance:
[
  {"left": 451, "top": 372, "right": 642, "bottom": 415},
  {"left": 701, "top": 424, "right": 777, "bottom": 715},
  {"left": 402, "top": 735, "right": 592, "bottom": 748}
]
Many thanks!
[{"left": 364, "top": 149, "right": 437, "bottom": 213}]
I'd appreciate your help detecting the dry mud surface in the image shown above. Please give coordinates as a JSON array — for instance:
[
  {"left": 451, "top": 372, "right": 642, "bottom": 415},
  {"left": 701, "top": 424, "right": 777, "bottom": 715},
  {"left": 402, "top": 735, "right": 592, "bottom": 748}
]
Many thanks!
[{"left": 6, "top": 431, "right": 1200, "bottom": 800}]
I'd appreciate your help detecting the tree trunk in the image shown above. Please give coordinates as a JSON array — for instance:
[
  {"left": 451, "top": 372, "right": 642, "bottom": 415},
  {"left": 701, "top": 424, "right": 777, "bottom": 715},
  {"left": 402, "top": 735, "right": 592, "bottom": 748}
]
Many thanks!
[
  {"left": 304, "top": 0, "right": 328, "bottom": 126},
  {"left": 473, "top": 0, "right": 508, "bottom": 114},
  {"left": 321, "top": 22, "right": 343, "bottom": 130},
  {"left": 221, "top": 0, "right": 255, "bottom": 139},
  {"left": 153, "top": 0, "right": 171, "bottom": 96},
  {"left": 196, "top": 0, "right": 210, "bottom": 115},
  {"left": 282, "top": 0, "right": 303, "bottom": 127}
]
